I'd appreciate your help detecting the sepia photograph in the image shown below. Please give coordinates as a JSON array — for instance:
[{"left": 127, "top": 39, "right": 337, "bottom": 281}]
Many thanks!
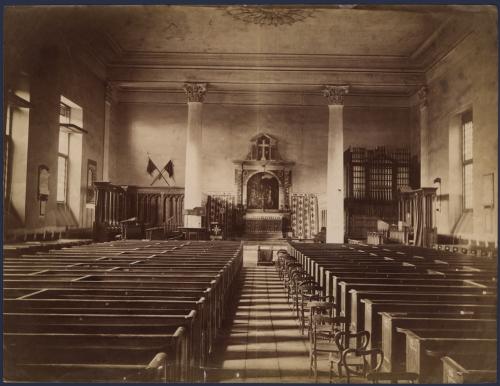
[{"left": 3, "top": 3, "right": 498, "bottom": 383}]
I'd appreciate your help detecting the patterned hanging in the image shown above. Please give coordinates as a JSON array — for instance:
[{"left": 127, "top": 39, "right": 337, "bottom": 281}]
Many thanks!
[{"left": 290, "top": 193, "right": 318, "bottom": 239}]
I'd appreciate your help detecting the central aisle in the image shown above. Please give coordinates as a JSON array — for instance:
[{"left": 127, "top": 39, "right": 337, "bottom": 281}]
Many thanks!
[{"left": 207, "top": 264, "right": 331, "bottom": 383}]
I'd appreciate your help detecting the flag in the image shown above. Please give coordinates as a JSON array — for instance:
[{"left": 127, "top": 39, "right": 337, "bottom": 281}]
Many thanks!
[
  {"left": 147, "top": 157, "right": 157, "bottom": 176},
  {"left": 165, "top": 160, "right": 174, "bottom": 178}
]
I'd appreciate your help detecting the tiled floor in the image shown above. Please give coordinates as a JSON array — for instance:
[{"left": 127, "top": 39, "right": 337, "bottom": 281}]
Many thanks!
[{"left": 207, "top": 254, "right": 364, "bottom": 383}]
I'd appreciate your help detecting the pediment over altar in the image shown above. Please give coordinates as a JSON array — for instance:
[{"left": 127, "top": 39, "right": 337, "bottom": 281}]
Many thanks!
[{"left": 233, "top": 132, "right": 295, "bottom": 167}]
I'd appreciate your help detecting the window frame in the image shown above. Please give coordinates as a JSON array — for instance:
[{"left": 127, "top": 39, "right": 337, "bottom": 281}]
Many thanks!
[
  {"left": 3, "top": 104, "right": 13, "bottom": 203},
  {"left": 57, "top": 128, "right": 70, "bottom": 204},
  {"left": 461, "top": 111, "right": 473, "bottom": 212}
]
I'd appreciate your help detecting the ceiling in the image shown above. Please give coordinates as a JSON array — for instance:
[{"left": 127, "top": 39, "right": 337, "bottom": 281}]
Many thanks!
[
  {"left": 4, "top": 5, "right": 490, "bottom": 98},
  {"left": 79, "top": 5, "right": 441, "bottom": 57}
]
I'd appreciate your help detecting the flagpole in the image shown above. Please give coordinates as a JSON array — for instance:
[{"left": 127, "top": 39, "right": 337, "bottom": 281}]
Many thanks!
[
  {"left": 159, "top": 171, "right": 170, "bottom": 185},
  {"left": 150, "top": 166, "right": 170, "bottom": 186}
]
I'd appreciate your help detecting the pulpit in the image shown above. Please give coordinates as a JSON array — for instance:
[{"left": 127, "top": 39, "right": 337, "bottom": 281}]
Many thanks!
[{"left": 397, "top": 187, "right": 437, "bottom": 247}]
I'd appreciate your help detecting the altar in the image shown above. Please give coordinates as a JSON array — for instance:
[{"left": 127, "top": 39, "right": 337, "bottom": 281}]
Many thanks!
[
  {"left": 233, "top": 133, "right": 294, "bottom": 239},
  {"left": 244, "top": 211, "right": 290, "bottom": 239}
]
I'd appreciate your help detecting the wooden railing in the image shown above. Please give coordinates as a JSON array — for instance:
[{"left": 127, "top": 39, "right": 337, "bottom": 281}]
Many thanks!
[
  {"left": 145, "top": 216, "right": 183, "bottom": 240},
  {"left": 94, "top": 182, "right": 185, "bottom": 240}
]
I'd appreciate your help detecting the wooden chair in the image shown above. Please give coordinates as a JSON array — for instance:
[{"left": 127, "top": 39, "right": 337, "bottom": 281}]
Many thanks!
[
  {"left": 309, "top": 314, "right": 348, "bottom": 380},
  {"left": 306, "top": 301, "right": 337, "bottom": 338},
  {"left": 329, "top": 330, "right": 370, "bottom": 382},
  {"left": 283, "top": 261, "right": 301, "bottom": 292},
  {"left": 288, "top": 271, "right": 311, "bottom": 317},
  {"left": 275, "top": 250, "right": 291, "bottom": 278},
  {"left": 342, "top": 347, "right": 384, "bottom": 384},
  {"left": 298, "top": 281, "right": 325, "bottom": 334}
]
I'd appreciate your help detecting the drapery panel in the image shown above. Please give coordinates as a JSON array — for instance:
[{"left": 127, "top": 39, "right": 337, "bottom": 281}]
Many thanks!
[{"left": 290, "top": 193, "right": 318, "bottom": 239}]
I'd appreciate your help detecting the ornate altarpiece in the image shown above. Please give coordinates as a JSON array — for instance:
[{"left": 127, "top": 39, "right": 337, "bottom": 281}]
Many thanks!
[{"left": 233, "top": 133, "right": 294, "bottom": 238}]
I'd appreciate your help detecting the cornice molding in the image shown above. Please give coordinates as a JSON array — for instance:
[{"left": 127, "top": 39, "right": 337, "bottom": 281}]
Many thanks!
[
  {"left": 107, "top": 67, "right": 424, "bottom": 92},
  {"left": 109, "top": 51, "right": 414, "bottom": 72},
  {"left": 116, "top": 87, "right": 412, "bottom": 108},
  {"left": 410, "top": 14, "right": 475, "bottom": 72},
  {"left": 70, "top": 44, "right": 107, "bottom": 81}
]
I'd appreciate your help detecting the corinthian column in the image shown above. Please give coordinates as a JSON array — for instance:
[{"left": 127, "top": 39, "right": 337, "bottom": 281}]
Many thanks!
[
  {"left": 418, "top": 86, "right": 429, "bottom": 186},
  {"left": 183, "top": 83, "right": 207, "bottom": 228},
  {"left": 323, "top": 85, "right": 349, "bottom": 243}
]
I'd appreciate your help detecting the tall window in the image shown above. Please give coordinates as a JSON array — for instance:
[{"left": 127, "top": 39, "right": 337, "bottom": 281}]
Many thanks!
[
  {"left": 57, "top": 129, "right": 70, "bottom": 202},
  {"left": 57, "top": 96, "right": 84, "bottom": 223},
  {"left": 4, "top": 104, "right": 13, "bottom": 202},
  {"left": 462, "top": 111, "right": 473, "bottom": 211}
]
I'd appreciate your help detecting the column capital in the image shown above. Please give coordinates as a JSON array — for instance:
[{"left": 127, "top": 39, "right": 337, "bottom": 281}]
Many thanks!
[
  {"left": 183, "top": 83, "right": 207, "bottom": 103},
  {"left": 417, "top": 86, "right": 428, "bottom": 108},
  {"left": 105, "top": 82, "right": 118, "bottom": 103},
  {"left": 322, "top": 85, "right": 349, "bottom": 105}
]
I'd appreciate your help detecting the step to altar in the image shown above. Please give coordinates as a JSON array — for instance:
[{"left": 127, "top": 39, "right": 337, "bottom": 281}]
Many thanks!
[{"left": 243, "top": 232, "right": 284, "bottom": 240}]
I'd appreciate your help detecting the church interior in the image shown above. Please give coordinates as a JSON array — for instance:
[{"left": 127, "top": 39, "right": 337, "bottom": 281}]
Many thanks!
[{"left": 3, "top": 4, "right": 498, "bottom": 383}]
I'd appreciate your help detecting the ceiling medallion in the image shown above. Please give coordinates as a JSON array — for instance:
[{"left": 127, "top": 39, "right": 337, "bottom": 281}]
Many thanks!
[{"left": 225, "top": 6, "right": 314, "bottom": 26}]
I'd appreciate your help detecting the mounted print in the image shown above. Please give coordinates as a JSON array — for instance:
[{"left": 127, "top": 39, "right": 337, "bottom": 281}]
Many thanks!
[
  {"left": 86, "top": 159, "right": 97, "bottom": 204},
  {"left": 37, "top": 165, "right": 50, "bottom": 216}
]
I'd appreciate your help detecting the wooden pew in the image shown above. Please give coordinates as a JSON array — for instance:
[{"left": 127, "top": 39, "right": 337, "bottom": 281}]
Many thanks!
[
  {"left": 396, "top": 328, "right": 497, "bottom": 383},
  {"left": 4, "top": 311, "right": 197, "bottom": 376},
  {"left": 380, "top": 312, "right": 496, "bottom": 373},
  {"left": 349, "top": 289, "right": 496, "bottom": 337},
  {"left": 4, "top": 240, "right": 243, "bottom": 382},
  {"left": 4, "top": 329, "right": 184, "bottom": 382},
  {"left": 361, "top": 299, "right": 497, "bottom": 350},
  {"left": 288, "top": 240, "right": 497, "bottom": 385},
  {"left": 340, "top": 281, "right": 489, "bottom": 323},
  {"left": 441, "top": 352, "right": 497, "bottom": 383}
]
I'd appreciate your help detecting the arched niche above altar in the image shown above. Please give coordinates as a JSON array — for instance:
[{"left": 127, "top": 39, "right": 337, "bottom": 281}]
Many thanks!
[{"left": 233, "top": 133, "right": 294, "bottom": 211}]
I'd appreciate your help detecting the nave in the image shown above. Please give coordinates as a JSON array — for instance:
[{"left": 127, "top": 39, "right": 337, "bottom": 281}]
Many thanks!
[{"left": 207, "top": 265, "right": 330, "bottom": 383}]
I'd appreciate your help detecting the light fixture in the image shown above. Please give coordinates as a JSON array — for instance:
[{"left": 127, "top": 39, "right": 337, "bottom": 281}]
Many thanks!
[{"left": 225, "top": 6, "right": 314, "bottom": 26}]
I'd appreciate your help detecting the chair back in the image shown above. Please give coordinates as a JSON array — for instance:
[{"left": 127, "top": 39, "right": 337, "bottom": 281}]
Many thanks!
[
  {"left": 335, "top": 330, "right": 370, "bottom": 352},
  {"left": 342, "top": 348, "right": 383, "bottom": 383}
]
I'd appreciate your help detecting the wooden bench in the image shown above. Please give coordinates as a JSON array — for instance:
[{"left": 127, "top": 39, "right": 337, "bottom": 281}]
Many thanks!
[
  {"left": 380, "top": 313, "right": 496, "bottom": 372},
  {"left": 287, "top": 241, "right": 497, "bottom": 384},
  {"left": 396, "top": 328, "right": 497, "bottom": 383},
  {"left": 441, "top": 352, "right": 497, "bottom": 383},
  {"left": 4, "top": 330, "right": 184, "bottom": 382},
  {"left": 349, "top": 289, "right": 496, "bottom": 338},
  {"left": 340, "top": 282, "right": 489, "bottom": 324},
  {"left": 4, "top": 240, "right": 243, "bottom": 382},
  {"left": 361, "top": 299, "right": 497, "bottom": 350}
]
